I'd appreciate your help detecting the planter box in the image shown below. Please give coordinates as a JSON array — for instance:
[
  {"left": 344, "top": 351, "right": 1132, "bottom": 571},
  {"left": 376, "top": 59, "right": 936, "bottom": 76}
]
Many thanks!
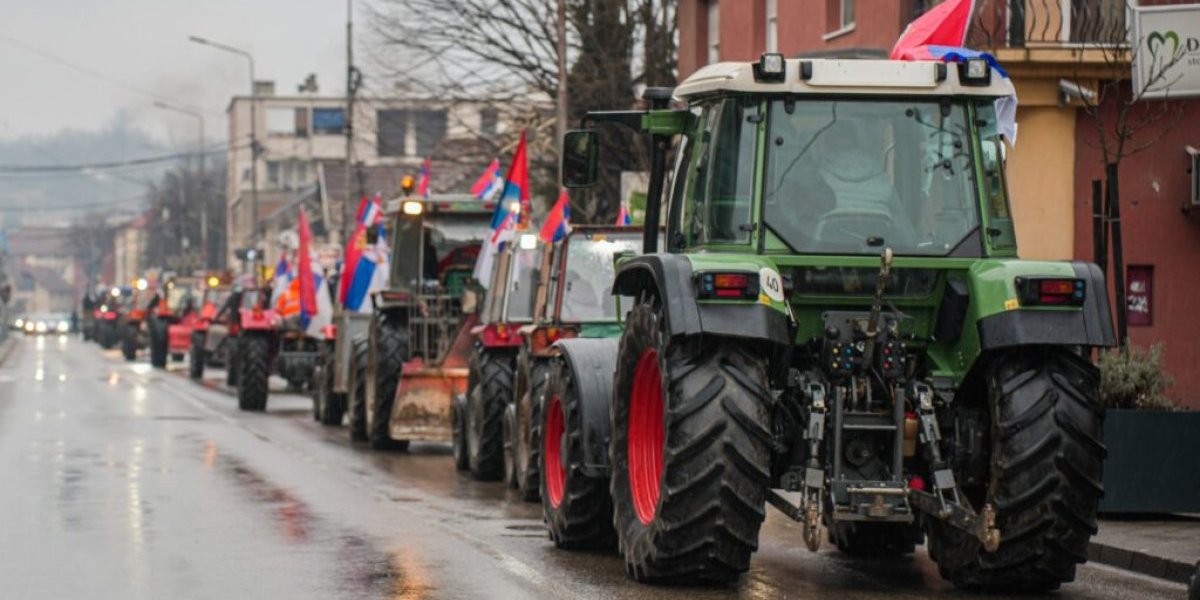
[{"left": 1100, "top": 409, "right": 1200, "bottom": 514}]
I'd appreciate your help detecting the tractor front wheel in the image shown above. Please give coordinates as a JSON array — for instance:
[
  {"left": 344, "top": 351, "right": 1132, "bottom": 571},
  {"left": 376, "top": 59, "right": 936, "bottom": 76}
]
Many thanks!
[
  {"left": 466, "top": 350, "right": 512, "bottom": 481},
  {"left": 927, "top": 347, "right": 1105, "bottom": 592},
  {"left": 236, "top": 334, "right": 270, "bottom": 411},
  {"left": 515, "top": 358, "right": 547, "bottom": 502},
  {"left": 451, "top": 394, "right": 469, "bottom": 471},
  {"left": 189, "top": 332, "right": 206, "bottom": 380},
  {"left": 367, "top": 319, "right": 409, "bottom": 451},
  {"left": 149, "top": 318, "right": 168, "bottom": 368},
  {"left": 610, "top": 298, "right": 771, "bottom": 584},
  {"left": 121, "top": 325, "right": 137, "bottom": 361},
  {"left": 542, "top": 356, "right": 615, "bottom": 549},
  {"left": 315, "top": 344, "right": 345, "bottom": 426},
  {"left": 347, "top": 338, "right": 369, "bottom": 442}
]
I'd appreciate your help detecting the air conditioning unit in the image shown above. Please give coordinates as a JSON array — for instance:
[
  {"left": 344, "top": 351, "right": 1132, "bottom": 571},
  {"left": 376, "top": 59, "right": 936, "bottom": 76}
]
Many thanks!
[{"left": 1189, "top": 146, "right": 1200, "bottom": 211}]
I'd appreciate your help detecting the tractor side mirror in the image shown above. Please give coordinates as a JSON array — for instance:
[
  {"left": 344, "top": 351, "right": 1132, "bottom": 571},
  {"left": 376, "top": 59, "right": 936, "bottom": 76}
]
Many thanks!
[{"left": 562, "top": 130, "right": 598, "bottom": 188}]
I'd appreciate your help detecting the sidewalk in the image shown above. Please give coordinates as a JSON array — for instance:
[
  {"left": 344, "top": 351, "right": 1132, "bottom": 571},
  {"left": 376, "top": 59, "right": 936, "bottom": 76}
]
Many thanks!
[{"left": 1089, "top": 515, "right": 1200, "bottom": 584}]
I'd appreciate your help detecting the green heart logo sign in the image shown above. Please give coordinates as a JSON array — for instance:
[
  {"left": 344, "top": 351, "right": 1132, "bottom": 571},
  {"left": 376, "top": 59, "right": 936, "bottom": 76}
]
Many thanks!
[{"left": 1146, "top": 30, "right": 1180, "bottom": 60}]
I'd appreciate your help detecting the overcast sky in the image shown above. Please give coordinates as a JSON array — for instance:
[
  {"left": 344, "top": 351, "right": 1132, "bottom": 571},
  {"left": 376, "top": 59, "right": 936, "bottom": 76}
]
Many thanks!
[{"left": 0, "top": 0, "right": 353, "bottom": 144}]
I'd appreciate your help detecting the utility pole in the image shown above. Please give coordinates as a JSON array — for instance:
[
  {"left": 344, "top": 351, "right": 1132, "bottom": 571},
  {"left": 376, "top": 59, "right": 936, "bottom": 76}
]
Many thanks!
[
  {"left": 556, "top": 0, "right": 568, "bottom": 185},
  {"left": 343, "top": 0, "right": 358, "bottom": 245}
]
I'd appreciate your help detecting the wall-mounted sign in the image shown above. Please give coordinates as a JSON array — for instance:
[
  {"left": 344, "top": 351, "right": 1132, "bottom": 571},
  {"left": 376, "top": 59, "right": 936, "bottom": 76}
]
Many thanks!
[
  {"left": 1127, "top": 265, "right": 1154, "bottom": 327},
  {"left": 1131, "top": 4, "right": 1200, "bottom": 99}
]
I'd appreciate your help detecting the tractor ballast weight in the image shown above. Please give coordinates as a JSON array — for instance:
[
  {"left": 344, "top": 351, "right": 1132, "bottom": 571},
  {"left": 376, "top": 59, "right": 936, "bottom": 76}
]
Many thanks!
[{"left": 556, "top": 57, "right": 1115, "bottom": 591}]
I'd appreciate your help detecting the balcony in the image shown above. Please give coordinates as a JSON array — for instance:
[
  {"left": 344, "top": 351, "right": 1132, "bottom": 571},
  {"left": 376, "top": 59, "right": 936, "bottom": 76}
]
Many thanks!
[{"left": 965, "top": 0, "right": 1129, "bottom": 49}]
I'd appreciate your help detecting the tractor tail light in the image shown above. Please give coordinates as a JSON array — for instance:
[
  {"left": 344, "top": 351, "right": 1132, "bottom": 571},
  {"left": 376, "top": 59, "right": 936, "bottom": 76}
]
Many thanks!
[
  {"left": 1017, "top": 277, "right": 1086, "bottom": 307},
  {"left": 698, "top": 272, "right": 758, "bottom": 299}
]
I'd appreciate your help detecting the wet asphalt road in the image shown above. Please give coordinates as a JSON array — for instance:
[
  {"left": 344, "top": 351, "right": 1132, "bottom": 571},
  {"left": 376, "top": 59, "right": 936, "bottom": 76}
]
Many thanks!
[{"left": 0, "top": 336, "right": 1186, "bottom": 599}]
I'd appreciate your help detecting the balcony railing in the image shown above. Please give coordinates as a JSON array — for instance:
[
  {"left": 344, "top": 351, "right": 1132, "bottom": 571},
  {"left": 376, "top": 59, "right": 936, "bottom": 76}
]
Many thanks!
[{"left": 964, "top": 0, "right": 1128, "bottom": 48}]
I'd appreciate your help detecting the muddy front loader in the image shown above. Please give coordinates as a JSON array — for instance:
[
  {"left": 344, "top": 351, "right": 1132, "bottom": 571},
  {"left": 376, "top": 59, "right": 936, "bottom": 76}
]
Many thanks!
[{"left": 543, "top": 57, "right": 1115, "bottom": 592}]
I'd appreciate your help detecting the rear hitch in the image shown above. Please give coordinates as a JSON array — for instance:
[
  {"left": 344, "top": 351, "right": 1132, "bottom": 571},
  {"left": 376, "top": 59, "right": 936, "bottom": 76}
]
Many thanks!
[{"left": 908, "top": 382, "right": 1001, "bottom": 552}]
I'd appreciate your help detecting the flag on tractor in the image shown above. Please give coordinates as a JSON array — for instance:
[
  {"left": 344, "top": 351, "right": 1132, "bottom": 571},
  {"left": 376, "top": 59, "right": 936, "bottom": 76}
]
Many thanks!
[
  {"left": 890, "top": 0, "right": 975, "bottom": 60},
  {"left": 474, "top": 131, "right": 530, "bottom": 286},
  {"left": 344, "top": 224, "right": 389, "bottom": 312},
  {"left": 540, "top": 189, "right": 571, "bottom": 243},
  {"left": 270, "top": 254, "right": 292, "bottom": 307},
  {"left": 297, "top": 208, "right": 318, "bottom": 324},
  {"left": 339, "top": 195, "right": 381, "bottom": 305},
  {"left": 616, "top": 203, "right": 631, "bottom": 226},
  {"left": 470, "top": 158, "right": 503, "bottom": 200},
  {"left": 416, "top": 157, "right": 431, "bottom": 198}
]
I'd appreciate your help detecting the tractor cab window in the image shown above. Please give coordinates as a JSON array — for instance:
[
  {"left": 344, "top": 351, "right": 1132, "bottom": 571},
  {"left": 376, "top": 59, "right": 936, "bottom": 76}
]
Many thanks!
[
  {"left": 976, "top": 102, "right": 1016, "bottom": 250},
  {"left": 764, "top": 99, "right": 982, "bottom": 257},
  {"left": 688, "top": 98, "right": 758, "bottom": 245},
  {"left": 560, "top": 233, "right": 645, "bottom": 322},
  {"left": 240, "top": 290, "right": 261, "bottom": 309},
  {"left": 502, "top": 244, "right": 539, "bottom": 322}
]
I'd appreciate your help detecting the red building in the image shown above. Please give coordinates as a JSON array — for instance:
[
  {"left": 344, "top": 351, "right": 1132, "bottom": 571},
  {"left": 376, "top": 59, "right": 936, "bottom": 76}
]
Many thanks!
[{"left": 677, "top": 0, "right": 1200, "bottom": 408}]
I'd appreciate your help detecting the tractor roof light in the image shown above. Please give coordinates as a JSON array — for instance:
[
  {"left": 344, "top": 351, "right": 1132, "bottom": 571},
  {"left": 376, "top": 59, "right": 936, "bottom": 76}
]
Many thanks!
[
  {"left": 959, "top": 58, "right": 992, "bottom": 86},
  {"left": 754, "top": 52, "right": 786, "bottom": 82},
  {"left": 519, "top": 234, "right": 538, "bottom": 250},
  {"left": 207, "top": 276, "right": 221, "bottom": 288},
  {"left": 110, "top": 287, "right": 121, "bottom": 297},
  {"left": 402, "top": 200, "right": 424, "bottom": 216},
  {"left": 135, "top": 278, "right": 148, "bottom": 291},
  {"left": 400, "top": 175, "right": 417, "bottom": 196}
]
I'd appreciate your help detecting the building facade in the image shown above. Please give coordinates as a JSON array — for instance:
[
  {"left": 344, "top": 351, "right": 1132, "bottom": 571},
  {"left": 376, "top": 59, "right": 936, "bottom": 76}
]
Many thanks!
[
  {"left": 677, "top": 0, "right": 1200, "bottom": 408},
  {"left": 224, "top": 82, "right": 520, "bottom": 264}
]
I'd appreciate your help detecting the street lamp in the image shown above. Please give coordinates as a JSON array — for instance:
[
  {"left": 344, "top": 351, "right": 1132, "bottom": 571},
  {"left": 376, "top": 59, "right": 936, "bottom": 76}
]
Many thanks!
[
  {"left": 153, "top": 100, "right": 209, "bottom": 269},
  {"left": 188, "top": 35, "right": 259, "bottom": 248}
]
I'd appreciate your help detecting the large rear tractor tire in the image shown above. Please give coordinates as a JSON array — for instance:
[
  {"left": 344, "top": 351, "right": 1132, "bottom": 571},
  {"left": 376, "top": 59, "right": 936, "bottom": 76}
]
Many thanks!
[
  {"left": 515, "top": 357, "right": 547, "bottom": 502},
  {"left": 236, "top": 334, "right": 270, "bottom": 411},
  {"left": 503, "top": 403, "right": 518, "bottom": 487},
  {"left": 542, "top": 356, "right": 616, "bottom": 549},
  {"left": 347, "top": 338, "right": 368, "bottom": 442},
  {"left": 467, "top": 349, "right": 512, "bottom": 481},
  {"left": 927, "top": 347, "right": 1105, "bottom": 592},
  {"left": 225, "top": 339, "right": 239, "bottom": 388},
  {"left": 610, "top": 298, "right": 771, "bottom": 585},
  {"left": 315, "top": 345, "right": 345, "bottom": 426},
  {"left": 149, "top": 319, "right": 168, "bottom": 369},
  {"left": 121, "top": 325, "right": 138, "bottom": 361},
  {"left": 189, "top": 332, "right": 206, "bottom": 380},
  {"left": 367, "top": 319, "right": 410, "bottom": 451}
]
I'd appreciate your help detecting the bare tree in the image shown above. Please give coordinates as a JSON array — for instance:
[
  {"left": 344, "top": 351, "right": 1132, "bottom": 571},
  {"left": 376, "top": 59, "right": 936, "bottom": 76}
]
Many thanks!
[
  {"left": 1062, "top": 1, "right": 1188, "bottom": 349},
  {"left": 365, "top": 0, "right": 676, "bottom": 223}
]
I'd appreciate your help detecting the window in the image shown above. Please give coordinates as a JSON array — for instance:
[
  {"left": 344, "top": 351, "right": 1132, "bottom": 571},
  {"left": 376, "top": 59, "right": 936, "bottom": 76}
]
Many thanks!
[
  {"left": 377, "top": 109, "right": 408, "bottom": 157},
  {"left": 707, "top": 0, "right": 720, "bottom": 64},
  {"left": 976, "top": 102, "right": 1016, "bottom": 250},
  {"left": 480, "top": 107, "right": 499, "bottom": 137},
  {"left": 265, "top": 159, "right": 312, "bottom": 190},
  {"left": 689, "top": 99, "right": 758, "bottom": 244},
  {"left": 413, "top": 110, "right": 447, "bottom": 157},
  {"left": 840, "top": 0, "right": 855, "bottom": 29},
  {"left": 312, "top": 108, "right": 346, "bottom": 135},
  {"left": 765, "top": 0, "right": 778, "bottom": 53},
  {"left": 294, "top": 108, "right": 309, "bottom": 137},
  {"left": 764, "top": 99, "right": 982, "bottom": 257},
  {"left": 266, "top": 108, "right": 295, "bottom": 136},
  {"left": 826, "top": 0, "right": 854, "bottom": 35}
]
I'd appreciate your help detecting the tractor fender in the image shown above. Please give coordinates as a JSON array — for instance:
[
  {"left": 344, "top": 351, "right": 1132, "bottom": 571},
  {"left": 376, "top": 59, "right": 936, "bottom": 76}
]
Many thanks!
[
  {"left": 612, "top": 254, "right": 791, "bottom": 348},
  {"left": 553, "top": 337, "right": 620, "bottom": 478},
  {"left": 238, "top": 307, "right": 277, "bottom": 331},
  {"left": 977, "top": 262, "right": 1116, "bottom": 349}
]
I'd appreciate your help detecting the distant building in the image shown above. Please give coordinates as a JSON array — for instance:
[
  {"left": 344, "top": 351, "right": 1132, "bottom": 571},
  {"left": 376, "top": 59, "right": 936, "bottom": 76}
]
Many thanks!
[
  {"left": 7, "top": 227, "right": 85, "bottom": 314},
  {"left": 224, "top": 80, "right": 525, "bottom": 265}
]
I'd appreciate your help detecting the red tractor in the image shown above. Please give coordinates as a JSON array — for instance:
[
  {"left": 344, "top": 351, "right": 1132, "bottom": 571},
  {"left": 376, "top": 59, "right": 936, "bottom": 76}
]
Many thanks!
[
  {"left": 227, "top": 285, "right": 323, "bottom": 411},
  {"left": 146, "top": 276, "right": 202, "bottom": 369},
  {"left": 189, "top": 283, "right": 234, "bottom": 382}
]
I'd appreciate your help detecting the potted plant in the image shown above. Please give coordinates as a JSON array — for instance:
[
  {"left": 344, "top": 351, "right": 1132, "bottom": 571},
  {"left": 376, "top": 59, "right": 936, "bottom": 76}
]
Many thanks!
[{"left": 1098, "top": 345, "right": 1200, "bottom": 513}]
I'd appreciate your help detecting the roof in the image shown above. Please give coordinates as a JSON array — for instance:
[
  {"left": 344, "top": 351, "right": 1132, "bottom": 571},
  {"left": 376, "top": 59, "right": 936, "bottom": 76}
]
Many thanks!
[
  {"left": 7, "top": 228, "right": 76, "bottom": 257},
  {"left": 674, "top": 58, "right": 1016, "bottom": 100}
]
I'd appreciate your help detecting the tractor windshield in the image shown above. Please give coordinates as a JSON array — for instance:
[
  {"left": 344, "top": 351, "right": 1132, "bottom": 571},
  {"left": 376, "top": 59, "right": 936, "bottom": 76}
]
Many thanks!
[
  {"left": 502, "top": 244, "right": 540, "bottom": 322},
  {"left": 764, "top": 99, "right": 982, "bottom": 257},
  {"left": 560, "top": 233, "right": 644, "bottom": 322}
]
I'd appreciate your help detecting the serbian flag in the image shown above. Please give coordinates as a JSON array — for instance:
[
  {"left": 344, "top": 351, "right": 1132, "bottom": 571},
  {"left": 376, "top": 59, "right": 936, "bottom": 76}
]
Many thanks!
[
  {"left": 890, "top": 0, "right": 975, "bottom": 60},
  {"left": 416, "top": 158, "right": 431, "bottom": 198},
  {"left": 297, "top": 208, "right": 318, "bottom": 321},
  {"left": 339, "top": 195, "right": 381, "bottom": 305},
  {"left": 470, "top": 159, "right": 503, "bottom": 199},
  {"left": 344, "top": 224, "right": 389, "bottom": 312},
  {"left": 540, "top": 189, "right": 571, "bottom": 243},
  {"left": 616, "top": 204, "right": 631, "bottom": 226},
  {"left": 490, "top": 130, "right": 530, "bottom": 230},
  {"left": 270, "top": 254, "right": 292, "bottom": 307}
]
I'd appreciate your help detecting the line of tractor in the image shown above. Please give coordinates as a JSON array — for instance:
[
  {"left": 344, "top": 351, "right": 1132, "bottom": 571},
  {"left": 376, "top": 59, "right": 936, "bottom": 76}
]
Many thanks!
[{"left": 85, "top": 55, "right": 1116, "bottom": 593}]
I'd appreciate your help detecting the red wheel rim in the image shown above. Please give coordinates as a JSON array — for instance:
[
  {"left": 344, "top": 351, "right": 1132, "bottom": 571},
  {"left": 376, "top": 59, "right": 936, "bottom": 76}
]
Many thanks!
[
  {"left": 544, "top": 395, "right": 567, "bottom": 508},
  {"left": 628, "top": 349, "right": 664, "bottom": 525}
]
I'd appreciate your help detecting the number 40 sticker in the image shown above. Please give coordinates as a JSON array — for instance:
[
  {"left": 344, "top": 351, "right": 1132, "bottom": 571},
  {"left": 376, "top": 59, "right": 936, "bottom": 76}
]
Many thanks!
[{"left": 759, "top": 268, "right": 785, "bottom": 302}]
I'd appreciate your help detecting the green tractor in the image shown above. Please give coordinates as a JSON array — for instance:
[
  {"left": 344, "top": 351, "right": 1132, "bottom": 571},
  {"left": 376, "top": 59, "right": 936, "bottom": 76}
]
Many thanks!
[
  {"left": 511, "top": 226, "right": 646, "bottom": 503},
  {"left": 551, "top": 56, "right": 1114, "bottom": 591}
]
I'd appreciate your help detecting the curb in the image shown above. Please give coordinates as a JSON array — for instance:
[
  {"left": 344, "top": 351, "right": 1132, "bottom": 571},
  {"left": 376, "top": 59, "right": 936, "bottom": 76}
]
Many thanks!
[{"left": 1088, "top": 540, "right": 1195, "bottom": 584}]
